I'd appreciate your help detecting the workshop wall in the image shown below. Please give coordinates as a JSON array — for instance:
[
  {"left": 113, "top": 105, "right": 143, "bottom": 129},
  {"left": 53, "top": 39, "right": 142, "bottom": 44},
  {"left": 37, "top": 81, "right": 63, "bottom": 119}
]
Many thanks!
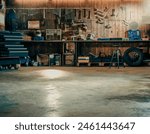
[
  {"left": 7, "top": 0, "right": 142, "bottom": 8},
  {"left": 4, "top": 0, "right": 150, "bottom": 59},
  {"left": 5, "top": 0, "right": 150, "bottom": 39}
]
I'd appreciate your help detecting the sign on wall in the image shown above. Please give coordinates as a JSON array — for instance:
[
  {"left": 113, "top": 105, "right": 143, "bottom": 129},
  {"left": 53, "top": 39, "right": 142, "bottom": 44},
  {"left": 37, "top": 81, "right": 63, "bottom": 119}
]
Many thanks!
[{"left": 28, "top": 21, "right": 40, "bottom": 29}]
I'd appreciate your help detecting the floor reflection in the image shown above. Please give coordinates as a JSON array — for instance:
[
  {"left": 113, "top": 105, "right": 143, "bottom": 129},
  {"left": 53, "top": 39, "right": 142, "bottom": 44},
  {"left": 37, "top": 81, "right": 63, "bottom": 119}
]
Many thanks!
[
  {"left": 45, "top": 84, "right": 61, "bottom": 116},
  {"left": 39, "top": 70, "right": 69, "bottom": 79}
]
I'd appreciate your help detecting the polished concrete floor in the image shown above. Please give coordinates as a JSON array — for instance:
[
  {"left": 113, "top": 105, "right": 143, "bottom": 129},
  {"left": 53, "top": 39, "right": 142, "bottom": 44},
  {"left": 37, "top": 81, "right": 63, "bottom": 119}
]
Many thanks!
[{"left": 0, "top": 67, "right": 150, "bottom": 117}]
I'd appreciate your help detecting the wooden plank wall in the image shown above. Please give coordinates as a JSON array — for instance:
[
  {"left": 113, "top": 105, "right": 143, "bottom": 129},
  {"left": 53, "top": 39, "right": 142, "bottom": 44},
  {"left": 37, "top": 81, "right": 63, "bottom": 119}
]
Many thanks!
[
  {"left": 10, "top": 0, "right": 142, "bottom": 8},
  {"left": 10, "top": 7, "right": 148, "bottom": 37},
  {"left": 7, "top": 0, "right": 149, "bottom": 38},
  {"left": 91, "top": 4, "right": 142, "bottom": 38},
  {"left": 6, "top": 0, "right": 149, "bottom": 56},
  {"left": 73, "top": 2, "right": 146, "bottom": 39}
]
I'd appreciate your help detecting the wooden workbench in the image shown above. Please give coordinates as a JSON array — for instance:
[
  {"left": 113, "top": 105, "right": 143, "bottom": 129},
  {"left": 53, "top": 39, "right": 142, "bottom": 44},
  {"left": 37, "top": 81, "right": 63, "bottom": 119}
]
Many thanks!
[{"left": 22, "top": 40, "right": 150, "bottom": 66}]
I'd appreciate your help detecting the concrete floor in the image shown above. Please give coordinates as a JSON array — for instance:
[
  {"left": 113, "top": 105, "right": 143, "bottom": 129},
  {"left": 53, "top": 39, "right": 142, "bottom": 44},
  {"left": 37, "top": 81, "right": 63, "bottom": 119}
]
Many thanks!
[{"left": 0, "top": 67, "right": 150, "bottom": 117}]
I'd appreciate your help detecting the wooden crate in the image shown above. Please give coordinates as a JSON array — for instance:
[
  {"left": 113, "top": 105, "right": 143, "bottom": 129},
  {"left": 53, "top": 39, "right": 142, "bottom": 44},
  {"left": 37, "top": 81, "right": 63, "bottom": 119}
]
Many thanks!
[
  {"left": 65, "top": 54, "right": 74, "bottom": 65},
  {"left": 78, "top": 56, "right": 89, "bottom": 63}
]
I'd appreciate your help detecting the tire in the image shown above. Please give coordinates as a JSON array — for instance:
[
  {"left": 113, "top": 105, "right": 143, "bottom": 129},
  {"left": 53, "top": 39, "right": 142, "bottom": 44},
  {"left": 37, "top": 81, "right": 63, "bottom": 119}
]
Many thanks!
[{"left": 124, "top": 47, "right": 143, "bottom": 66}]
